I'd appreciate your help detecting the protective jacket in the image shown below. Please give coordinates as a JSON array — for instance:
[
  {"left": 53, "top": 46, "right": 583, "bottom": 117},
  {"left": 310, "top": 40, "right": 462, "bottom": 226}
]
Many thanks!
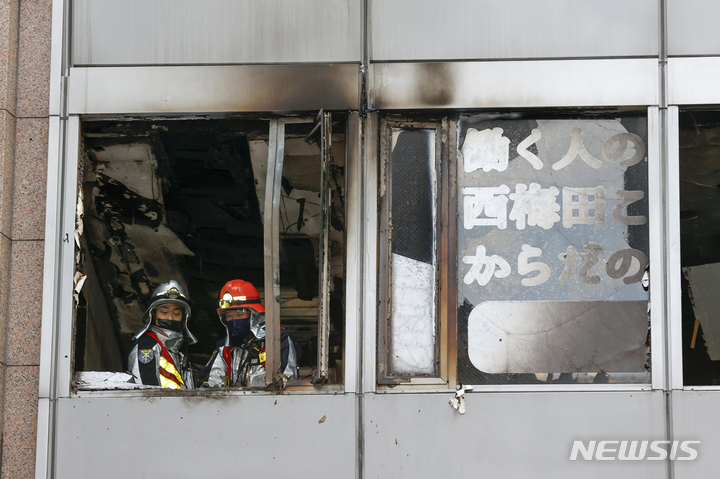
[
  {"left": 127, "top": 280, "right": 197, "bottom": 388},
  {"left": 201, "top": 313, "right": 298, "bottom": 387},
  {"left": 128, "top": 326, "right": 195, "bottom": 389}
]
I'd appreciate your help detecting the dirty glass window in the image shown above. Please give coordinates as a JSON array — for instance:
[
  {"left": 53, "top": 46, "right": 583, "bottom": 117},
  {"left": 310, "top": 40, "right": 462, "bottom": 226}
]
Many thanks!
[
  {"left": 457, "top": 114, "right": 650, "bottom": 385},
  {"left": 73, "top": 118, "right": 346, "bottom": 390},
  {"left": 678, "top": 110, "right": 720, "bottom": 386},
  {"left": 378, "top": 120, "right": 444, "bottom": 383}
]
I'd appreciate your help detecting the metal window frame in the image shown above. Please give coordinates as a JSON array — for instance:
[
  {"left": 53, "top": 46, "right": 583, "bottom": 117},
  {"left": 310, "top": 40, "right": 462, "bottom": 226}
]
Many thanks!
[
  {"left": 660, "top": 104, "right": 720, "bottom": 392},
  {"left": 38, "top": 113, "right": 345, "bottom": 399},
  {"left": 376, "top": 109, "right": 662, "bottom": 392},
  {"left": 376, "top": 115, "right": 453, "bottom": 387},
  {"left": 265, "top": 114, "right": 336, "bottom": 387}
]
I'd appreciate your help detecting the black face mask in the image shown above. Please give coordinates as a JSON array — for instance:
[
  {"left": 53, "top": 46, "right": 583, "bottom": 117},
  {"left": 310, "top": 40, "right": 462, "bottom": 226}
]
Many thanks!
[
  {"left": 157, "top": 318, "right": 183, "bottom": 333},
  {"left": 227, "top": 318, "right": 251, "bottom": 339}
]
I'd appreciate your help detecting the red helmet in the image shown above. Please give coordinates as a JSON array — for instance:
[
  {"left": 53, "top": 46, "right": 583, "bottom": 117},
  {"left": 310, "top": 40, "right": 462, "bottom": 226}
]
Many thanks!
[{"left": 217, "top": 279, "right": 265, "bottom": 314}]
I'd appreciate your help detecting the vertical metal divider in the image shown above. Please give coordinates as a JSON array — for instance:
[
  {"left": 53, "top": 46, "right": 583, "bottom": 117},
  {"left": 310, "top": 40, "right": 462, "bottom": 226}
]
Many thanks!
[
  {"left": 649, "top": 106, "right": 667, "bottom": 391},
  {"left": 264, "top": 119, "right": 282, "bottom": 387},
  {"left": 665, "top": 104, "right": 682, "bottom": 479},
  {"left": 345, "top": 112, "right": 362, "bottom": 393},
  {"left": 666, "top": 106, "right": 683, "bottom": 391},
  {"left": 436, "top": 121, "right": 447, "bottom": 381},
  {"left": 659, "top": 2, "right": 676, "bottom": 477},
  {"left": 362, "top": 112, "right": 379, "bottom": 392},
  {"left": 315, "top": 112, "right": 333, "bottom": 383},
  {"left": 448, "top": 118, "right": 459, "bottom": 389},
  {"left": 445, "top": 118, "right": 459, "bottom": 388},
  {"left": 37, "top": 0, "right": 70, "bottom": 476},
  {"left": 57, "top": 117, "right": 81, "bottom": 398},
  {"left": 36, "top": 115, "right": 64, "bottom": 479},
  {"left": 375, "top": 118, "right": 388, "bottom": 382}
]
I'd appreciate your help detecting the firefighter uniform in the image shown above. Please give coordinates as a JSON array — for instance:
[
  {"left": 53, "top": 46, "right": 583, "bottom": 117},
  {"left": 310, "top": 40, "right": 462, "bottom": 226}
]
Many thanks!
[
  {"left": 128, "top": 280, "right": 198, "bottom": 389},
  {"left": 201, "top": 279, "right": 298, "bottom": 388}
]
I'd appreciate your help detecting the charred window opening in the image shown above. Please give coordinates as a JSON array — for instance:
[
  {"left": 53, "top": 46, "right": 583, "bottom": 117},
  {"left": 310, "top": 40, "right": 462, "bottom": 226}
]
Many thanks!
[
  {"left": 679, "top": 110, "right": 720, "bottom": 386},
  {"left": 74, "top": 116, "right": 346, "bottom": 389}
]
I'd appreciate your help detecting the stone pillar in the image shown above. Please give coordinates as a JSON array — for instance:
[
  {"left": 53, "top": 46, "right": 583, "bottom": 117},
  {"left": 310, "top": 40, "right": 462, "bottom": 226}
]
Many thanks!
[{"left": 0, "top": 0, "right": 53, "bottom": 478}]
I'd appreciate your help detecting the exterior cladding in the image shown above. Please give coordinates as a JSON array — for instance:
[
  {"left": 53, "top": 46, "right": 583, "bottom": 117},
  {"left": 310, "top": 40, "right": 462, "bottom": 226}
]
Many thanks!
[
  {"left": 16, "top": 1, "right": 720, "bottom": 479},
  {"left": 0, "top": 0, "right": 53, "bottom": 477}
]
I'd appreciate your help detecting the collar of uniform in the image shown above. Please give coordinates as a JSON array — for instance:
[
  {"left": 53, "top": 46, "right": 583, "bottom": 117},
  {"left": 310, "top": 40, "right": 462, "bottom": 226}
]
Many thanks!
[{"left": 150, "top": 325, "right": 186, "bottom": 352}]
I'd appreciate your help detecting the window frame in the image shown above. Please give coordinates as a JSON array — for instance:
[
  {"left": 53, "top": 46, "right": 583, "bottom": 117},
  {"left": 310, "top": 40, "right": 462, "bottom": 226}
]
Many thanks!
[
  {"left": 49, "top": 113, "right": 350, "bottom": 396},
  {"left": 265, "top": 114, "right": 335, "bottom": 387},
  {"left": 375, "top": 108, "right": 665, "bottom": 392},
  {"left": 376, "top": 115, "right": 456, "bottom": 387}
]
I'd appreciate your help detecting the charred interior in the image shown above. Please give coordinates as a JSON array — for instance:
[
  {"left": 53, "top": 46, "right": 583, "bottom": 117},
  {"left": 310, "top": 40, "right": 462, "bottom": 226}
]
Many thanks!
[
  {"left": 74, "top": 117, "right": 347, "bottom": 386},
  {"left": 680, "top": 110, "right": 720, "bottom": 385}
]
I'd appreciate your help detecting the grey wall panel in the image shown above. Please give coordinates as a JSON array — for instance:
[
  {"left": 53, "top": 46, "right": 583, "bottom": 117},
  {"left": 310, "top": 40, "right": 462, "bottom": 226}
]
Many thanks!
[
  {"left": 672, "top": 390, "right": 720, "bottom": 478},
  {"left": 55, "top": 394, "right": 355, "bottom": 478},
  {"left": 370, "top": 59, "right": 659, "bottom": 109},
  {"left": 370, "top": 0, "right": 658, "bottom": 62},
  {"left": 364, "top": 391, "right": 667, "bottom": 478},
  {"left": 668, "top": 57, "right": 720, "bottom": 105},
  {"left": 668, "top": 1, "right": 720, "bottom": 56},
  {"left": 67, "top": 65, "right": 360, "bottom": 114},
  {"left": 72, "top": 0, "right": 362, "bottom": 65}
]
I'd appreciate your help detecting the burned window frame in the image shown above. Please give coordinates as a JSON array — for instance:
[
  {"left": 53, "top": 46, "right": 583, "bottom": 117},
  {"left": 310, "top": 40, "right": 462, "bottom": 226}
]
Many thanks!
[
  {"left": 68, "top": 113, "right": 347, "bottom": 393},
  {"left": 377, "top": 109, "right": 663, "bottom": 390},
  {"left": 377, "top": 115, "right": 457, "bottom": 387},
  {"left": 265, "top": 114, "right": 338, "bottom": 387}
]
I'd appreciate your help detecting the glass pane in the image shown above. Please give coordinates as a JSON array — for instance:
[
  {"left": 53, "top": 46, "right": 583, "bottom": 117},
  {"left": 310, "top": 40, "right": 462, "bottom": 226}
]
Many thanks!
[
  {"left": 456, "top": 116, "right": 650, "bottom": 385},
  {"left": 389, "top": 128, "right": 437, "bottom": 376}
]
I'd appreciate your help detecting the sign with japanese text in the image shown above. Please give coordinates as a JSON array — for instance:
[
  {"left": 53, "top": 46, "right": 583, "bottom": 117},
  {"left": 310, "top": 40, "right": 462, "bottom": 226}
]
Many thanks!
[{"left": 457, "top": 116, "right": 650, "bottom": 383}]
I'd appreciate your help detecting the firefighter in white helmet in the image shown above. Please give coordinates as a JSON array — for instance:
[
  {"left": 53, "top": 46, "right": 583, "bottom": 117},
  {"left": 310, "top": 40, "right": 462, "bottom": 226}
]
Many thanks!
[{"left": 128, "top": 280, "right": 197, "bottom": 389}]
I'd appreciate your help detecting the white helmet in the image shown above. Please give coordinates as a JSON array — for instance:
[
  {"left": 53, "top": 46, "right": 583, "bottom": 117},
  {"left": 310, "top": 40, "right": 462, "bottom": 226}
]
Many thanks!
[{"left": 133, "top": 280, "right": 198, "bottom": 345}]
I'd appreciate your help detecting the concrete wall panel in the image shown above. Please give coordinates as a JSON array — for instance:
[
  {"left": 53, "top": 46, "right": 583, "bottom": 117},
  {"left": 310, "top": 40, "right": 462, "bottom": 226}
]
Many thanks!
[
  {"left": 672, "top": 390, "right": 720, "bottom": 478},
  {"left": 364, "top": 391, "right": 667, "bottom": 478},
  {"left": 668, "top": 0, "right": 720, "bottom": 56},
  {"left": 370, "top": 59, "right": 659, "bottom": 109},
  {"left": 72, "top": 0, "right": 362, "bottom": 65},
  {"left": 371, "top": 0, "right": 658, "bottom": 62},
  {"left": 55, "top": 394, "right": 356, "bottom": 478},
  {"left": 67, "top": 64, "right": 360, "bottom": 114}
]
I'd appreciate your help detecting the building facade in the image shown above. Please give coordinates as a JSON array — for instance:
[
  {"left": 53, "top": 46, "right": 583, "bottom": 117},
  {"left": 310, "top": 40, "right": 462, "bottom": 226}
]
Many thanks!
[{"left": 1, "top": 1, "right": 720, "bottom": 478}]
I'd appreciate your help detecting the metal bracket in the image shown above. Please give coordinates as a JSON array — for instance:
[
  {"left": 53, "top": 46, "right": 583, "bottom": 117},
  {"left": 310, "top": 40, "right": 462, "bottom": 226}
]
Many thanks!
[{"left": 449, "top": 384, "right": 473, "bottom": 414}]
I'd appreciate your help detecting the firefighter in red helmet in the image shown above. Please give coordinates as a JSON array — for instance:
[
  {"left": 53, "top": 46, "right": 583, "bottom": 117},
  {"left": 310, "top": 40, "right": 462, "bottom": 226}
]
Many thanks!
[{"left": 200, "top": 279, "right": 298, "bottom": 388}]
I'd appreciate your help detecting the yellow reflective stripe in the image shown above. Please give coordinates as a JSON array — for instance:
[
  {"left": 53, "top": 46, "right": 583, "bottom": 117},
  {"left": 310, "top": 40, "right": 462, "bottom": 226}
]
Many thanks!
[
  {"left": 159, "top": 376, "right": 182, "bottom": 389},
  {"left": 159, "top": 356, "right": 184, "bottom": 384}
]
